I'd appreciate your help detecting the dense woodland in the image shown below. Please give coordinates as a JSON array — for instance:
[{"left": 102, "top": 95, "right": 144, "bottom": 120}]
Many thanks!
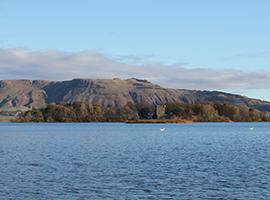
[
  {"left": 17, "top": 101, "right": 270, "bottom": 122},
  {"left": 18, "top": 102, "right": 138, "bottom": 122},
  {"left": 165, "top": 103, "right": 270, "bottom": 122}
]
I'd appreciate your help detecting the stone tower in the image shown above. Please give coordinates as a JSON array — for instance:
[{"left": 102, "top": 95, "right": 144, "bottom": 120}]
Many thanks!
[{"left": 155, "top": 105, "right": 166, "bottom": 119}]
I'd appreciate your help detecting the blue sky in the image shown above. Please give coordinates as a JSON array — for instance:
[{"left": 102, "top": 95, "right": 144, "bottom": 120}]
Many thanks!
[{"left": 1, "top": 0, "right": 270, "bottom": 100}]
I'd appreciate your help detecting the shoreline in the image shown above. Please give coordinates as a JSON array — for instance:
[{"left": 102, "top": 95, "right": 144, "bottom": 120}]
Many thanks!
[
  {"left": 1, "top": 117, "right": 268, "bottom": 123},
  {"left": 125, "top": 119, "right": 193, "bottom": 124},
  {"left": 0, "top": 116, "right": 16, "bottom": 122}
]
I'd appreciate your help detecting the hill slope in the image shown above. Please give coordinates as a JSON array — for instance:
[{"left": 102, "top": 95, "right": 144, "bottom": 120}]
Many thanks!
[{"left": 1, "top": 78, "right": 270, "bottom": 112}]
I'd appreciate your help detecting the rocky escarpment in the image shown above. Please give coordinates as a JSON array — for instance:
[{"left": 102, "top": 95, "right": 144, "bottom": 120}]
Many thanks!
[{"left": 0, "top": 78, "right": 270, "bottom": 112}]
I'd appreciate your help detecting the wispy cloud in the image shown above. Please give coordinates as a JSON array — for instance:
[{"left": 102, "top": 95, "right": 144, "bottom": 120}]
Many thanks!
[
  {"left": 224, "top": 50, "right": 270, "bottom": 61},
  {"left": 0, "top": 48, "right": 270, "bottom": 91}
]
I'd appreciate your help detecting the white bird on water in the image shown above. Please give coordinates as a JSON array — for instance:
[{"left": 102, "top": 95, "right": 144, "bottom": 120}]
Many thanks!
[
  {"left": 250, "top": 127, "right": 254, "bottom": 130},
  {"left": 160, "top": 128, "right": 166, "bottom": 132}
]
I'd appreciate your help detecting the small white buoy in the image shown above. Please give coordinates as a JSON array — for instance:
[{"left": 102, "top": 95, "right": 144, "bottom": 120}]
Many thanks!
[
  {"left": 250, "top": 127, "right": 254, "bottom": 130},
  {"left": 160, "top": 128, "right": 165, "bottom": 132}
]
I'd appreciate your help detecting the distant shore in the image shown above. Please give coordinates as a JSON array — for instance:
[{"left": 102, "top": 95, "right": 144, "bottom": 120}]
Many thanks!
[
  {"left": 3, "top": 116, "right": 192, "bottom": 123},
  {"left": 125, "top": 119, "right": 193, "bottom": 124},
  {"left": 4, "top": 100, "right": 270, "bottom": 123},
  {"left": 0, "top": 115, "right": 16, "bottom": 122}
]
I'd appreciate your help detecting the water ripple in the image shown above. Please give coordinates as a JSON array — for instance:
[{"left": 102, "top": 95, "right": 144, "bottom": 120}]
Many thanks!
[{"left": 0, "top": 122, "right": 270, "bottom": 199}]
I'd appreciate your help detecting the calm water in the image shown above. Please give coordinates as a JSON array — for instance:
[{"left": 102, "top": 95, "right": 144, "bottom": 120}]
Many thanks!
[{"left": 0, "top": 123, "right": 270, "bottom": 199}]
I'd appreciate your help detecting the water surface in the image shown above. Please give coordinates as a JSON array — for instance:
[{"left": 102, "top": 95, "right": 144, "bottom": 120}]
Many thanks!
[{"left": 0, "top": 123, "right": 270, "bottom": 199}]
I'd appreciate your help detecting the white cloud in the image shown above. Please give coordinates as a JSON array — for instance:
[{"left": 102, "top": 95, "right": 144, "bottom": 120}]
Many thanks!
[{"left": 0, "top": 48, "right": 270, "bottom": 91}]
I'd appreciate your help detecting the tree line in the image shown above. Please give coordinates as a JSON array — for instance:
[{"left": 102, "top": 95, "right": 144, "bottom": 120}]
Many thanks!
[
  {"left": 17, "top": 102, "right": 270, "bottom": 122},
  {"left": 165, "top": 103, "right": 270, "bottom": 122}
]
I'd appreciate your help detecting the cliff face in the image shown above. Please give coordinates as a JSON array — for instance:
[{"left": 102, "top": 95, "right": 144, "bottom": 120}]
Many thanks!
[
  {"left": 0, "top": 78, "right": 270, "bottom": 112},
  {"left": 0, "top": 80, "right": 49, "bottom": 111}
]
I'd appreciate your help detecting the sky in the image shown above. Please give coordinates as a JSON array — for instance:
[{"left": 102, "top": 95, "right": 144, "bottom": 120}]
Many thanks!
[{"left": 0, "top": 0, "right": 270, "bottom": 100}]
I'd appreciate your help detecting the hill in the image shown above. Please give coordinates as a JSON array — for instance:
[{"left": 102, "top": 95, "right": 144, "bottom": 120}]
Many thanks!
[{"left": 1, "top": 78, "right": 270, "bottom": 112}]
